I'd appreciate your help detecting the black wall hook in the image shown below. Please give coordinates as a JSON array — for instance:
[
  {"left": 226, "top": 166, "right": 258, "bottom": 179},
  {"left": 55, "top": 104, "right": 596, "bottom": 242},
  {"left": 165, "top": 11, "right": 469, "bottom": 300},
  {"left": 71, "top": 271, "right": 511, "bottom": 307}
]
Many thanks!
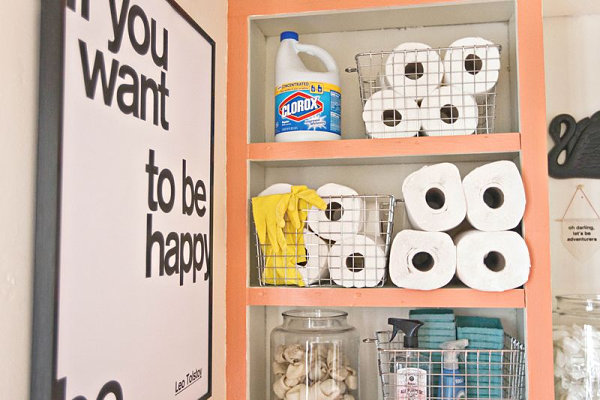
[{"left": 548, "top": 111, "right": 600, "bottom": 178}]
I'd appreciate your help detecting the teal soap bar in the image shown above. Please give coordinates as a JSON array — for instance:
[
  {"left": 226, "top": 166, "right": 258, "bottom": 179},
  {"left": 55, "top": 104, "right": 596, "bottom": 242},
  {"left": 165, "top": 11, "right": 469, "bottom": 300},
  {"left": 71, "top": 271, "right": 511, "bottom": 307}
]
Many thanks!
[
  {"left": 456, "top": 316, "right": 503, "bottom": 330},
  {"left": 463, "top": 340, "right": 504, "bottom": 350},
  {"left": 458, "top": 328, "right": 504, "bottom": 339},
  {"left": 410, "top": 309, "right": 455, "bottom": 322},
  {"left": 419, "top": 327, "right": 456, "bottom": 335},
  {"left": 422, "top": 322, "right": 456, "bottom": 330}
]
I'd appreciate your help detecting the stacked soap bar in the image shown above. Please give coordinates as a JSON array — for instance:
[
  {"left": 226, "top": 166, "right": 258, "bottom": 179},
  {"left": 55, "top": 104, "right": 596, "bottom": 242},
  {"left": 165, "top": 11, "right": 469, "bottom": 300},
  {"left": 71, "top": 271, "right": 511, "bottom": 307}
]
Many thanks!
[
  {"left": 457, "top": 316, "right": 505, "bottom": 399},
  {"left": 409, "top": 308, "right": 457, "bottom": 349},
  {"left": 409, "top": 308, "right": 457, "bottom": 391}
]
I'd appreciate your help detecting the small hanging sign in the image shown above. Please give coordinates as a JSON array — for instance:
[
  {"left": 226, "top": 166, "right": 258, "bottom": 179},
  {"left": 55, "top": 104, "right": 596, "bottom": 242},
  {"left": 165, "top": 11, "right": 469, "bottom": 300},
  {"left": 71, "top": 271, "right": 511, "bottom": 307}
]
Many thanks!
[{"left": 558, "top": 185, "right": 600, "bottom": 261}]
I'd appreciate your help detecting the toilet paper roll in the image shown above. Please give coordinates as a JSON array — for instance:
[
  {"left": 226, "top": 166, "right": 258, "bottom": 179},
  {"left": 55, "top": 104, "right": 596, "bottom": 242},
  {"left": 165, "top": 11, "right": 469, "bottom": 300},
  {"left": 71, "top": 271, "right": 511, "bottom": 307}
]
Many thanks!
[
  {"left": 258, "top": 183, "right": 292, "bottom": 196},
  {"left": 389, "top": 230, "right": 456, "bottom": 290},
  {"left": 307, "top": 183, "right": 364, "bottom": 242},
  {"left": 443, "top": 37, "right": 500, "bottom": 95},
  {"left": 361, "top": 90, "right": 420, "bottom": 138},
  {"left": 462, "top": 161, "right": 526, "bottom": 231},
  {"left": 385, "top": 42, "right": 444, "bottom": 101},
  {"left": 363, "top": 199, "right": 383, "bottom": 238},
  {"left": 420, "top": 86, "right": 478, "bottom": 136},
  {"left": 455, "top": 230, "right": 530, "bottom": 292},
  {"left": 328, "top": 234, "right": 386, "bottom": 288},
  {"left": 402, "top": 163, "right": 467, "bottom": 232},
  {"left": 297, "top": 229, "right": 329, "bottom": 285}
]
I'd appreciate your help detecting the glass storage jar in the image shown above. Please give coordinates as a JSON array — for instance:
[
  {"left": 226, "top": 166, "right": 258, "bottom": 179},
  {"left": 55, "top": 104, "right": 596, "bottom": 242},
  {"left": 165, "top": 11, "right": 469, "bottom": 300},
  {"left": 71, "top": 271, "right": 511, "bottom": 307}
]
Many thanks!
[
  {"left": 270, "top": 309, "right": 359, "bottom": 400},
  {"left": 554, "top": 295, "right": 600, "bottom": 399}
]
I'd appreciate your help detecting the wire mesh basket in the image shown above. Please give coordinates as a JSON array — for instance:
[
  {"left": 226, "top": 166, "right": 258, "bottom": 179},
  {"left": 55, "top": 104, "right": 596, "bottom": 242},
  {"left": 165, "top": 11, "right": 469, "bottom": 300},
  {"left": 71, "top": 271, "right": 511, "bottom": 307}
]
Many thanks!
[
  {"left": 254, "top": 194, "right": 395, "bottom": 287},
  {"left": 347, "top": 44, "right": 501, "bottom": 139},
  {"left": 366, "top": 331, "right": 526, "bottom": 400}
]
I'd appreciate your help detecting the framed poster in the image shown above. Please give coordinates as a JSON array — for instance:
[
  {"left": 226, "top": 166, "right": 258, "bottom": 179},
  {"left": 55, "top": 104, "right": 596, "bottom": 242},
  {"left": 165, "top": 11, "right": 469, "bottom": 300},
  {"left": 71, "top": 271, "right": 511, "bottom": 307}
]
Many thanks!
[{"left": 32, "top": 1, "right": 214, "bottom": 399}]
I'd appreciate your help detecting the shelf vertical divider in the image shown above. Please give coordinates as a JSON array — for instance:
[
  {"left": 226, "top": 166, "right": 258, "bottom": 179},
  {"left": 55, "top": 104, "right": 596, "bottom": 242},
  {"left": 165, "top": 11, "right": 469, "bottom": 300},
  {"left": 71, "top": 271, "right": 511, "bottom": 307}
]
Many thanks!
[
  {"left": 516, "top": 0, "right": 554, "bottom": 398},
  {"left": 226, "top": 13, "right": 250, "bottom": 400}
]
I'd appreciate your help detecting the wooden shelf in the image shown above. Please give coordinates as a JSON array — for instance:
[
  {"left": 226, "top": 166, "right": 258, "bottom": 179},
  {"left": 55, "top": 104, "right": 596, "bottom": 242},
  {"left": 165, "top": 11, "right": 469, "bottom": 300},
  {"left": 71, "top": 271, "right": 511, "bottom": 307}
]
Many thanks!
[
  {"left": 229, "top": 0, "right": 554, "bottom": 397},
  {"left": 247, "top": 287, "right": 526, "bottom": 308},
  {"left": 248, "top": 133, "right": 521, "bottom": 162}
]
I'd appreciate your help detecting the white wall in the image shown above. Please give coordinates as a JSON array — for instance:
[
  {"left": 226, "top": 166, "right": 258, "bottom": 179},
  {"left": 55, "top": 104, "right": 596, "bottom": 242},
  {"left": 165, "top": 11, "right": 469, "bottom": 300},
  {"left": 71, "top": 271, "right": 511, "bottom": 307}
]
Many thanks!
[
  {"left": 2, "top": 1, "right": 600, "bottom": 398},
  {"left": 0, "top": 0, "right": 227, "bottom": 399},
  {"left": 176, "top": 2, "right": 228, "bottom": 398},
  {"left": 544, "top": 0, "right": 600, "bottom": 18},
  {"left": 544, "top": 13, "right": 600, "bottom": 296}
]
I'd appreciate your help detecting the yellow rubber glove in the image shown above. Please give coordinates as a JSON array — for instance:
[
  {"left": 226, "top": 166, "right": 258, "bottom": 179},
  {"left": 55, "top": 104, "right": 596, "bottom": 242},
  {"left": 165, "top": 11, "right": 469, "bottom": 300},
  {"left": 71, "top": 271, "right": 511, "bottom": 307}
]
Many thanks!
[
  {"left": 252, "top": 192, "right": 301, "bottom": 285},
  {"left": 251, "top": 193, "right": 291, "bottom": 255},
  {"left": 288, "top": 185, "right": 327, "bottom": 231},
  {"left": 285, "top": 186, "right": 327, "bottom": 256},
  {"left": 278, "top": 186, "right": 328, "bottom": 286},
  {"left": 264, "top": 242, "right": 305, "bottom": 286},
  {"left": 252, "top": 186, "right": 326, "bottom": 286}
]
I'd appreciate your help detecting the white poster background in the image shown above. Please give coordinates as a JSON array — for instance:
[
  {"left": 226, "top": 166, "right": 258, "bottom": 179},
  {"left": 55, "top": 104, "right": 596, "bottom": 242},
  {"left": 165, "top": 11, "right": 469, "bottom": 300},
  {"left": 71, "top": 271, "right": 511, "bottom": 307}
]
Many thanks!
[{"left": 58, "top": 1, "right": 213, "bottom": 399}]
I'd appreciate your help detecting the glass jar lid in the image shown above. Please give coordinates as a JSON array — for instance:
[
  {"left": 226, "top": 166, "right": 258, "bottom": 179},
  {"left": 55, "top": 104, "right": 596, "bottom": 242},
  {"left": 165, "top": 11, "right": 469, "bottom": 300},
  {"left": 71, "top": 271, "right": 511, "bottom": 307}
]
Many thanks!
[
  {"left": 556, "top": 294, "right": 600, "bottom": 316},
  {"left": 280, "top": 309, "right": 352, "bottom": 332},
  {"left": 282, "top": 309, "right": 348, "bottom": 319}
]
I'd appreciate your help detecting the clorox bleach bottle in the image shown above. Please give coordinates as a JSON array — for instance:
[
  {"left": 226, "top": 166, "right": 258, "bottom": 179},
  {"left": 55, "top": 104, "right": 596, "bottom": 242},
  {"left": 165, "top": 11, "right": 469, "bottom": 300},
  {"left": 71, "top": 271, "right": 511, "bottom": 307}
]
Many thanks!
[{"left": 275, "top": 31, "right": 341, "bottom": 142}]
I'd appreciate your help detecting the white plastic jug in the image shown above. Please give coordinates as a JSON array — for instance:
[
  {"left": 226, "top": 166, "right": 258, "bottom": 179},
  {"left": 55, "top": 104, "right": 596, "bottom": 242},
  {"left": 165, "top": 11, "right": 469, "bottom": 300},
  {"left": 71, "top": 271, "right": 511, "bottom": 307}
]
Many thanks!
[{"left": 275, "top": 31, "right": 341, "bottom": 142}]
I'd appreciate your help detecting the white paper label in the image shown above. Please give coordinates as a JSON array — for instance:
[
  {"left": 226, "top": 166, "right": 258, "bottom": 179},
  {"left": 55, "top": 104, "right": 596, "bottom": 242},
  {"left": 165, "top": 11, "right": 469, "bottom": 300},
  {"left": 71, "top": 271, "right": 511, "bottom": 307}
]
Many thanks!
[{"left": 396, "top": 368, "right": 427, "bottom": 400}]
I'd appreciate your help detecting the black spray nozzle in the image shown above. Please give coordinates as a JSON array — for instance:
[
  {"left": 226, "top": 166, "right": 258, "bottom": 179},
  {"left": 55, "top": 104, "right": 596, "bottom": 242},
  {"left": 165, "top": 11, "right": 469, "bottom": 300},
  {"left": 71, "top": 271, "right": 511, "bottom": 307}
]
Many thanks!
[{"left": 388, "top": 318, "right": 424, "bottom": 348}]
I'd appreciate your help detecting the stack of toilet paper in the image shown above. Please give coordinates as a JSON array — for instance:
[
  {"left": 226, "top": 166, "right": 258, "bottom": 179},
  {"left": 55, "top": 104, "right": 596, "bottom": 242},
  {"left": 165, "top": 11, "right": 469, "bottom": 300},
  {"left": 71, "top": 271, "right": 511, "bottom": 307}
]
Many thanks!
[
  {"left": 457, "top": 161, "right": 530, "bottom": 292},
  {"left": 258, "top": 183, "right": 387, "bottom": 287},
  {"left": 308, "top": 183, "right": 387, "bottom": 288},
  {"left": 389, "top": 161, "right": 530, "bottom": 292},
  {"left": 389, "top": 163, "right": 461, "bottom": 290},
  {"left": 457, "top": 316, "right": 505, "bottom": 399},
  {"left": 361, "top": 37, "right": 500, "bottom": 138}
]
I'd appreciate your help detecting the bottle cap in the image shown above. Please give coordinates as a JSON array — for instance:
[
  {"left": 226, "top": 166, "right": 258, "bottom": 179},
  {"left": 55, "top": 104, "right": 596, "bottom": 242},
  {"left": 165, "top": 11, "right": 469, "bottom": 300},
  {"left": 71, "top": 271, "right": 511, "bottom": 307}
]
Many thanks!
[
  {"left": 388, "top": 318, "right": 424, "bottom": 348},
  {"left": 441, "top": 339, "right": 469, "bottom": 370},
  {"left": 280, "top": 31, "right": 299, "bottom": 41}
]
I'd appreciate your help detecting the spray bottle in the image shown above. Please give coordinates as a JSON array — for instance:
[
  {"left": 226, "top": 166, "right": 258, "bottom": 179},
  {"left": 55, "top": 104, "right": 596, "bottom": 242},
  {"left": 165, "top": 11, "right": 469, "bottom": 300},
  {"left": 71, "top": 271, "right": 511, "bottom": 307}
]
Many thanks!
[
  {"left": 439, "top": 339, "right": 469, "bottom": 399},
  {"left": 388, "top": 318, "right": 428, "bottom": 400}
]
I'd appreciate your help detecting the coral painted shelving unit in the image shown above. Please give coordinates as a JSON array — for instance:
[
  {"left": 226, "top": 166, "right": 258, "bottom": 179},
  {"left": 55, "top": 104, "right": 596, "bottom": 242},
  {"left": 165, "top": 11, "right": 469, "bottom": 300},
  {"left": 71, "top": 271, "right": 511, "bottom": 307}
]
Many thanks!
[
  {"left": 227, "top": 0, "right": 553, "bottom": 398},
  {"left": 246, "top": 287, "right": 526, "bottom": 308}
]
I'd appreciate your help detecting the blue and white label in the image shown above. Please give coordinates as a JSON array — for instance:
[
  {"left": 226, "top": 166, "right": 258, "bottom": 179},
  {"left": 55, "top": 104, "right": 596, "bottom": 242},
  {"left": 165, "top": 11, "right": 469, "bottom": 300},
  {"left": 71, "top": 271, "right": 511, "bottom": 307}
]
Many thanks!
[{"left": 275, "top": 81, "right": 341, "bottom": 135}]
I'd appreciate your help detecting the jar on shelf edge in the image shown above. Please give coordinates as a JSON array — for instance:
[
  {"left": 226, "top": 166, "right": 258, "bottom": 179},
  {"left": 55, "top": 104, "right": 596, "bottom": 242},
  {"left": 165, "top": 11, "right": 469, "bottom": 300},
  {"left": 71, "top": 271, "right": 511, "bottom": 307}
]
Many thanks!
[
  {"left": 554, "top": 295, "right": 600, "bottom": 399},
  {"left": 270, "top": 309, "right": 359, "bottom": 400}
]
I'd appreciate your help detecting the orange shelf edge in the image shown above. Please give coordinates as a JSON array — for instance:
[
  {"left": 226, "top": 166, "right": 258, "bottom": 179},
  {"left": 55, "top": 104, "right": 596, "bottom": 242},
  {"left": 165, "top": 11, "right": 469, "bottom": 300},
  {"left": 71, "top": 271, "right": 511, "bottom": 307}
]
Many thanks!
[
  {"left": 248, "top": 133, "right": 521, "bottom": 161},
  {"left": 246, "top": 287, "right": 526, "bottom": 308},
  {"left": 229, "top": 0, "right": 453, "bottom": 18}
]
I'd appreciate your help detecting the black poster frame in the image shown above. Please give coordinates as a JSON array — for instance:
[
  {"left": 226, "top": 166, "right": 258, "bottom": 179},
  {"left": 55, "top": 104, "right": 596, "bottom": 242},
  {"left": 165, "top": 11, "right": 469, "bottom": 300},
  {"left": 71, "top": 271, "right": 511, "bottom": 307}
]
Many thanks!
[{"left": 31, "top": 1, "right": 215, "bottom": 399}]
